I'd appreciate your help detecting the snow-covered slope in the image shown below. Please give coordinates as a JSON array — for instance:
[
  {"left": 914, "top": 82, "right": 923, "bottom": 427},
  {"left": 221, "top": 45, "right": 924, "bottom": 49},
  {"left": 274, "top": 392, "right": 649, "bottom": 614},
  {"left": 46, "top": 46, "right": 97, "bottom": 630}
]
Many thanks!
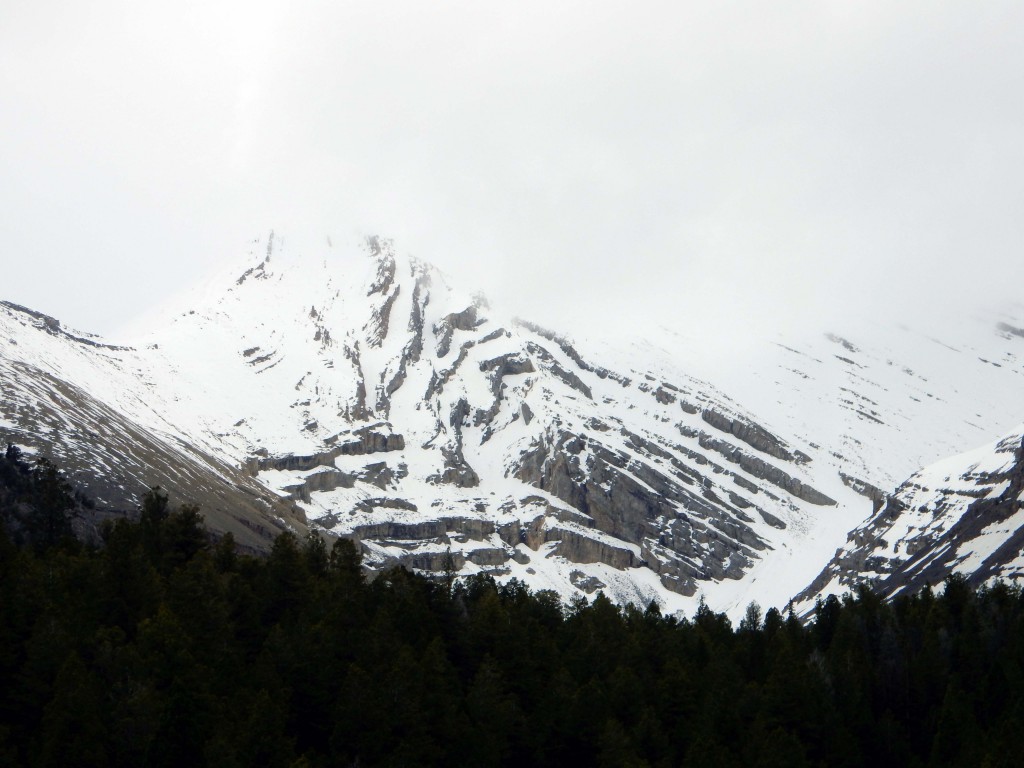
[
  {"left": 796, "top": 425, "right": 1024, "bottom": 609},
  {"left": 115, "top": 233, "right": 869, "bottom": 616},
  {"left": 647, "top": 310, "right": 1024, "bottom": 498},
  {"left": 0, "top": 300, "right": 302, "bottom": 551},
  {"left": 3, "top": 233, "right": 1023, "bottom": 616}
]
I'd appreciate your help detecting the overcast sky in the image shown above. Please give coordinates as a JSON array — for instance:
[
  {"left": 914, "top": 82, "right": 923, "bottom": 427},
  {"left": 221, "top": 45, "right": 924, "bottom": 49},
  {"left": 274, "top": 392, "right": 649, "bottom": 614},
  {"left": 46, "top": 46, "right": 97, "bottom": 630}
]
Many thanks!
[{"left": 2, "top": 0, "right": 1022, "bottom": 342}]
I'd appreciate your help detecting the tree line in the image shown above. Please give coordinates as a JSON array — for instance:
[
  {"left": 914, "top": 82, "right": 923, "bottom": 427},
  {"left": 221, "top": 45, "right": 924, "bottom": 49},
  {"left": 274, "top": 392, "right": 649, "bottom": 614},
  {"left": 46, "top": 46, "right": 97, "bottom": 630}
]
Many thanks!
[{"left": 1, "top": 445, "right": 1023, "bottom": 766}]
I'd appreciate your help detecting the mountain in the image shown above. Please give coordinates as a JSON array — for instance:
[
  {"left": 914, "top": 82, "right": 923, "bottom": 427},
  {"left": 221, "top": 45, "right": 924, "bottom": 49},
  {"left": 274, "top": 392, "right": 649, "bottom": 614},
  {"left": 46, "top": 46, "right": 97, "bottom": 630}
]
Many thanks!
[
  {"left": 0, "top": 301, "right": 301, "bottom": 552},
  {"left": 645, "top": 308, "right": 1024, "bottom": 505},
  {"left": 796, "top": 423, "right": 1024, "bottom": 609},
  {"left": 3, "top": 233, "right": 1023, "bottom": 615}
]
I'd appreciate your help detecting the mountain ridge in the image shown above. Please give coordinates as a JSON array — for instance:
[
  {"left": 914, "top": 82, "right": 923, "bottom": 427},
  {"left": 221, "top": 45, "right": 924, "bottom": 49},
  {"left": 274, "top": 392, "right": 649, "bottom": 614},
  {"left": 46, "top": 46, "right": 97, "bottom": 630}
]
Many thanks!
[
  {"left": 3, "top": 233, "right": 1024, "bottom": 616},
  {"left": 796, "top": 423, "right": 1024, "bottom": 610}
]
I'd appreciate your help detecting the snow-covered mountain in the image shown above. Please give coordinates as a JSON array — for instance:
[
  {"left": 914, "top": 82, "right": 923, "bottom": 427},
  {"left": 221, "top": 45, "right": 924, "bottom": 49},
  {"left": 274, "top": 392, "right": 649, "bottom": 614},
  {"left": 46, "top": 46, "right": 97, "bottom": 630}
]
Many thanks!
[
  {"left": 796, "top": 424, "right": 1024, "bottom": 609},
  {"left": 0, "top": 301, "right": 301, "bottom": 552},
  {"left": 2, "top": 233, "right": 1023, "bottom": 616},
  {"left": 645, "top": 309, "right": 1024, "bottom": 508}
]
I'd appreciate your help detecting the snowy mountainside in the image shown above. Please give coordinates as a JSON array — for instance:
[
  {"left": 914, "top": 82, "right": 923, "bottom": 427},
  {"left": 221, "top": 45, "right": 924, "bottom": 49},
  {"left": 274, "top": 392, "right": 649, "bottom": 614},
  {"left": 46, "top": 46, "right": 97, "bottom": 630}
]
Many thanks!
[
  {"left": 796, "top": 424, "right": 1024, "bottom": 609},
  {"left": 644, "top": 310, "right": 1024, "bottom": 514},
  {"left": 126, "top": 233, "right": 866, "bottom": 616},
  {"left": 3, "top": 233, "right": 1024, "bottom": 616},
  {"left": 0, "top": 301, "right": 302, "bottom": 551}
]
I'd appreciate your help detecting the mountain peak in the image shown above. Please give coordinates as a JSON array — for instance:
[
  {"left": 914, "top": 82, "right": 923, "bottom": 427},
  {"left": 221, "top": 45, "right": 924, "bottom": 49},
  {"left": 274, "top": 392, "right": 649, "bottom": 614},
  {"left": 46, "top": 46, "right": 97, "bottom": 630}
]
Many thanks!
[{"left": 4, "top": 234, "right": 1024, "bottom": 618}]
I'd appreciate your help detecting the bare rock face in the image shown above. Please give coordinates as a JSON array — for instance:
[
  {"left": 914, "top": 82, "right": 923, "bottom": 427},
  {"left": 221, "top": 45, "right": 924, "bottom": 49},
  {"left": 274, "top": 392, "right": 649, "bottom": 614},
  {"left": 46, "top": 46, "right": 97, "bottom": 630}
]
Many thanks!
[
  {"left": 340, "top": 343, "right": 372, "bottom": 422},
  {"left": 444, "top": 517, "right": 496, "bottom": 541},
  {"left": 525, "top": 342, "right": 593, "bottom": 400},
  {"left": 428, "top": 445, "right": 480, "bottom": 488},
  {"left": 697, "top": 433, "right": 835, "bottom": 506},
  {"left": 366, "top": 286, "right": 400, "bottom": 349},
  {"left": 701, "top": 407, "right": 806, "bottom": 464},
  {"left": 254, "top": 428, "right": 405, "bottom": 474},
  {"left": 435, "top": 303, "right": 485, "bottom": 358},
  {"left": 474, "top": 353, "right": 536, "bottom": 427},
  {"left": 479, "top": 352, "right": 536, "bottom": 380},
  {"left": 467, "top": 547, "right": 510, "bottom": 567},
  {"left": 359, "top": 462, "right": 405, "bottom": 490},
  {"left": 512, "top": 428, "right": 770, "bottom": 595},
  {"left": 839, "top": 472, "right": 889, "bottom": 513},
  {"left": 549, "top": 528, "right": 637, "bottom": 569},
  {"left": 570, "top": 570, "right": 608, "bottom": 594},
  {"left": 352, "top": 520, "right": 444, "bottom": 540},
  {"left": 281, "top": 469, "right": 358, "bottom": 502},
  {"left": 341, "top": 428, "right": 406, "bottom": 455}
]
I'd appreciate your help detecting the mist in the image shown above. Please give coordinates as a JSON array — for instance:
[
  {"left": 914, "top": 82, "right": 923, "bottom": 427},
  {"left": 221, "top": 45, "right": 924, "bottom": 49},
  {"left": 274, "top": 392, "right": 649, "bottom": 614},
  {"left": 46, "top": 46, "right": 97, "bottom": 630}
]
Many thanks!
[{"left": 2, "top": 0, "right": 1022, "bottom": 345}]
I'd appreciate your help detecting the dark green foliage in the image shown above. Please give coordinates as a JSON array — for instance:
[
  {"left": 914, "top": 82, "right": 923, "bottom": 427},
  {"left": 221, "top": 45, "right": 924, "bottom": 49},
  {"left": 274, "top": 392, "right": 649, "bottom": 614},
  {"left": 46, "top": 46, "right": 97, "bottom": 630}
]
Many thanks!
[
  {"left": 2, "top": 450, "right": 1024, "bottom": 766},
  {"left": 0, "top": 445, "right": 78, "bottom": 552}
]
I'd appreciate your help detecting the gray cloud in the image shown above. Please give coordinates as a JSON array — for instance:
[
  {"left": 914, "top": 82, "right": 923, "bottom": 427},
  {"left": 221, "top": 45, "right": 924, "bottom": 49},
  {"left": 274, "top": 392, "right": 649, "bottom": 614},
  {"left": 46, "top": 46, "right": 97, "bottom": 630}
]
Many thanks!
[{"left": 2, "top": 0, "right": 1022, "bottom": 342}]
